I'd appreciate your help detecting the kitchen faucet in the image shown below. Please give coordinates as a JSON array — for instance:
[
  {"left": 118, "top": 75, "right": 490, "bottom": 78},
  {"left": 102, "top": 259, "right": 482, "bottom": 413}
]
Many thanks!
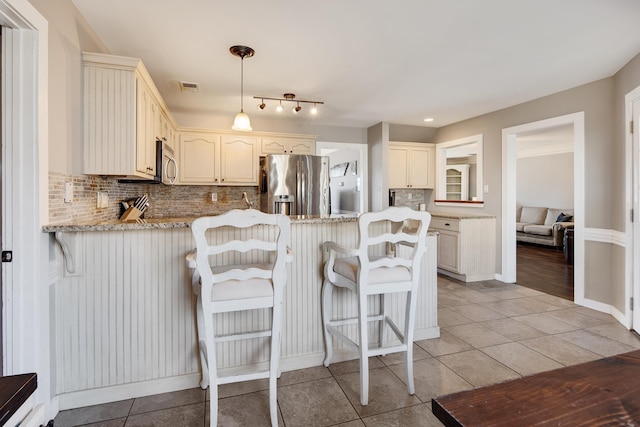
[{"left": 242, "top": 192, "right": 253, "bottom": 209}]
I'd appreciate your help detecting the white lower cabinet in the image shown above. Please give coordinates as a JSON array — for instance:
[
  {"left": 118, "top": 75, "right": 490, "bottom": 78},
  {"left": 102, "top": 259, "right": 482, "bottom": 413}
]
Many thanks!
[{"left": 429, "top": 215, "right": 495, "bottom": 282}]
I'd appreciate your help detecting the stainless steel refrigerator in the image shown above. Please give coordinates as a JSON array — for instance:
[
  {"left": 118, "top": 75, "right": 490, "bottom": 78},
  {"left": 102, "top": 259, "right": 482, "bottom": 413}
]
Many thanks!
[{"left": 260, "top": 154, "right": 331, "bottom": 216}]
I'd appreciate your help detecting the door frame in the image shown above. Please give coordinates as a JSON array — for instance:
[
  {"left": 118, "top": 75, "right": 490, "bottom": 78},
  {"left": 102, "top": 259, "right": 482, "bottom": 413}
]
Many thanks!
[
  {"left": 0, "top": 0, "right": 52, "bottom": 416},
  {"left": 501, "top": 113, "right": 585, "bottom": 303},
  {"left": 626, "top": 86, "right": 640, "bottom": 330}
]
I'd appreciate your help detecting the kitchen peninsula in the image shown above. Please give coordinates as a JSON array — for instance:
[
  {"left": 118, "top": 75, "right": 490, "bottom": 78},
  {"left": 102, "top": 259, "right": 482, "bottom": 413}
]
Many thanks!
[{"left": 44, "top": 214, "right": 438, "bottom": 410}]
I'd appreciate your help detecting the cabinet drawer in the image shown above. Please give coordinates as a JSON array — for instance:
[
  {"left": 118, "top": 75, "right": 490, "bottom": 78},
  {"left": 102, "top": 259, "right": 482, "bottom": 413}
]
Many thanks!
[{"left": 430, "top": 218, "right": 460, "bottom": 232}]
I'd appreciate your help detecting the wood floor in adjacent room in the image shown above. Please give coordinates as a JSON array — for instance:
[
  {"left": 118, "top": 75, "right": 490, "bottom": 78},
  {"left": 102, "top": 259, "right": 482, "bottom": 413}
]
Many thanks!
[{"left": 517, "top": 242, "right": 574, "bottom": 300}]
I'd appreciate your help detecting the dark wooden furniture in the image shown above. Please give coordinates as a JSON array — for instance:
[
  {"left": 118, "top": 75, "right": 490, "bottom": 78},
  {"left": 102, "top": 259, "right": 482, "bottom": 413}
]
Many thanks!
[
  {"left": 432, "top": 350, "right": 640, "bottom": 426},
  {"left": 0, "top": 373, "right": 37, "bottom": 426}
]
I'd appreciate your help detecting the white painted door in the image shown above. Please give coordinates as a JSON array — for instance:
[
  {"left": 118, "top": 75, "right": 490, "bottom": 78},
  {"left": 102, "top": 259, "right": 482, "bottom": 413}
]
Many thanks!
[{"left": 632, "top": 96, "right": 640, "bottom": 331}]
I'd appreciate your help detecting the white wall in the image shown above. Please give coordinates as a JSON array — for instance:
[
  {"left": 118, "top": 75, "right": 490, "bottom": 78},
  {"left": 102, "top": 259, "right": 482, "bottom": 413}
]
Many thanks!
[
  {"left": 28, "top": 0, "right": 108, "bottom": 175},
  {"left": 517, "top": 152, "right": 574, "bottom": 209}
]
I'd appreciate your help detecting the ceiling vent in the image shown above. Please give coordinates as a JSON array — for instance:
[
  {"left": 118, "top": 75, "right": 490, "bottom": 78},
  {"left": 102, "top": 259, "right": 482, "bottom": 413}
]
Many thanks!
[{"left": 179, "top": 81, "right": 199, "bottom": 92}]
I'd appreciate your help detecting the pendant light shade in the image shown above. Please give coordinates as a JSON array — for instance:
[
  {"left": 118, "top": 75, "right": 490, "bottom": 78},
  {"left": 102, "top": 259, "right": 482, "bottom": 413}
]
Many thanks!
[
  {"left": 232, "top": 111, "right": 252, "bottom": 131},
  {"left": 230, "top": 45, "right": 255, "bottom": 132}
]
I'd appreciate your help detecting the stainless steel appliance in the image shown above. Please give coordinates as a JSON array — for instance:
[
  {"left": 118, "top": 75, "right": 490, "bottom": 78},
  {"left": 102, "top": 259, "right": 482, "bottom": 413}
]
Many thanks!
[
  {"left": 161, "top": 142, "right": 178, "bottom": 185},
  {"left": 261, "top": 154, "right": 331, "bottom": 216}
]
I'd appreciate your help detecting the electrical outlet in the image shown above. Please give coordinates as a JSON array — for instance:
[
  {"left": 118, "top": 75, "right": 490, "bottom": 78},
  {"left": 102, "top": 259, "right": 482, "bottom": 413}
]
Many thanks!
[
  {"left": 64, "top": 182, "right": 73, "bottom": 203},
  {"left": 408, "top": 193, "right": 412, "bottom": 200},
  {"left": 211, "top": 193, "right": 218, "bottom": 202},
  {"left": 96, "top": 192, "right": 109, "bottom": 208}
]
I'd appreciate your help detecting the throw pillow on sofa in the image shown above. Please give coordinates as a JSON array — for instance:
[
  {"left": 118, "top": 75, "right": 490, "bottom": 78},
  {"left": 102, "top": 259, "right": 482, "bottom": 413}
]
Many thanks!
[{"left": 556, "top": 213, "right": 573, "bottom": 222}]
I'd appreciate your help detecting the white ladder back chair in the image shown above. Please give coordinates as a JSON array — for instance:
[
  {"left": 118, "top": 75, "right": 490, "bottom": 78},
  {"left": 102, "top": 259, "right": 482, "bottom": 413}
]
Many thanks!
[
  {"left": 322, "top": 206, "right": 431, "bottom": 406},
  {"left": 190, "top": 209, "right": 291, "bottom": 427}
]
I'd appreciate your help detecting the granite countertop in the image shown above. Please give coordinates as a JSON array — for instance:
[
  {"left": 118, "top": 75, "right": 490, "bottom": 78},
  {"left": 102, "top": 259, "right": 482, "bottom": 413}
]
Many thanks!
[
  {"left": 42, "top": 213, "right": 359, "bottom": 232},
  {"left": 430, "top": 211, "right": 496, "bottom": 220}
]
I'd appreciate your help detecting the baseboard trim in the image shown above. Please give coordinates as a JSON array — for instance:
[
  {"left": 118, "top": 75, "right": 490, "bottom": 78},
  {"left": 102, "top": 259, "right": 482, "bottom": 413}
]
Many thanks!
[
  {"left": 58, "top": 373, "right": 202, "bottom": 410},
  {"left": 57, "top": 326, "right": 441, "bottom": 411}
]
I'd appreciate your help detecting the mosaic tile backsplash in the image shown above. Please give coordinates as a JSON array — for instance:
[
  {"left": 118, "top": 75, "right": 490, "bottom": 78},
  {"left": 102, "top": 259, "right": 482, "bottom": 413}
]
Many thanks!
[
  {"left": 390, "top": 188, "right": 430, "bottom": 211},
  {"left": 48, "top": 173, "right": 261, "bottom": 224}
]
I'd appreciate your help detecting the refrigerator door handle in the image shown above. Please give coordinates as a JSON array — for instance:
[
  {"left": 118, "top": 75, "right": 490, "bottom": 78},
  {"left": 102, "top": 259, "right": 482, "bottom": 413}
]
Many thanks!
[{"left": 296, "top": 160, "right": 302, "bottom": 215}]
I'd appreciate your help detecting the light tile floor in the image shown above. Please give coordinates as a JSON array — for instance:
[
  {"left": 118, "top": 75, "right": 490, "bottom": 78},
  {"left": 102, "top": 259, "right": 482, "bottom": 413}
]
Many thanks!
[{"left": 54, "top": 276, "right": 640, "bottom": 427}]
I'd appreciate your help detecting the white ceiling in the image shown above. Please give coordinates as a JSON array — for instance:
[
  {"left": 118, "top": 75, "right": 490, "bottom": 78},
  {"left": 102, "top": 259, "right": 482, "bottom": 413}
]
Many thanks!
[{"left": 72, "top": 0, "right": 640, "bottom": 129}]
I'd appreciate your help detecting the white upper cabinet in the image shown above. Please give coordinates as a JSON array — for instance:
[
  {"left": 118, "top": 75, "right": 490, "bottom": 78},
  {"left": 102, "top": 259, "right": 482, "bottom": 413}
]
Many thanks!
[
  {"left": 388, "top": 142, "right": 435, "bottom": 189},
  {"left": 82, "top": 52, "right": 176, "bottom": 179},
  {"left": 261, "top": 137, "right": 315, "bottom": 155},
  {"left": 177, "top": 132, "right": 258, "bottom": 186}
]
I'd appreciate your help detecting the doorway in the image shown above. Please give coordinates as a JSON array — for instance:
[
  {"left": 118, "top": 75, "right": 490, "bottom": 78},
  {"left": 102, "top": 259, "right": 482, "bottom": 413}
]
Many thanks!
[
  {"left": 316, "top": 142, "right": 368, "bottom": 214},
  {"left": 501, "top": 113, "right": 585, "bottom": 304},
  {"left": 514, "top": 125, "right": 575, "bottom": 300}
]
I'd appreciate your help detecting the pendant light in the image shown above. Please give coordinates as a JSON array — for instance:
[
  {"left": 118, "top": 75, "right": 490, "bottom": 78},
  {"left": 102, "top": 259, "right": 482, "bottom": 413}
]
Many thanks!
[{"left": 230, "top": 45, "right": 255, "bottom": 131}]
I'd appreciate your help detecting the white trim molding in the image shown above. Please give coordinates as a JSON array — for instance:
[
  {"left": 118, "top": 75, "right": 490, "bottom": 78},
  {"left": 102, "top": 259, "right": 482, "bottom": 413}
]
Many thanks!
[
  {"left": 502, "top": 113, "right": 585, "bottom": 296},
  {"left": 0, "top": 0, "right": 54, "bottom": 420}
]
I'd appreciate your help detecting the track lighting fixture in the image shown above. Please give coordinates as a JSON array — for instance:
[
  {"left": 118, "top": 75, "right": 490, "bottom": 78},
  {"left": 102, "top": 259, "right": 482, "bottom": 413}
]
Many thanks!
[
  {"left": 230, "top": 45, "right": 254, "bottom": 131},
  {"left": 253, "top": 93, "right": 324, "bottom": 116}
]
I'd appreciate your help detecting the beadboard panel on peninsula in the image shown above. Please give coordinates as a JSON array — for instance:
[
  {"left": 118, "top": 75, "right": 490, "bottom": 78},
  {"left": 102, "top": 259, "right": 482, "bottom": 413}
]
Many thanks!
[{"left": 51, "top": 219, "right": 438, "bottom": 409}]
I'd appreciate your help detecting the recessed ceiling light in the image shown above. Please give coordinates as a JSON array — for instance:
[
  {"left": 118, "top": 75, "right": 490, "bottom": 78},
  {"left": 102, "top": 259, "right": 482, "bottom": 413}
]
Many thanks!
[{"left": 424, "top": 117, "right": 434, "bottom": 122}]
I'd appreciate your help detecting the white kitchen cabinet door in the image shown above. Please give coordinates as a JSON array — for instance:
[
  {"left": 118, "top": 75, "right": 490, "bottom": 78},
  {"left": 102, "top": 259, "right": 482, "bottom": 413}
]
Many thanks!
[
  {"left": 436, "top": 230, "right": 460, "bottom": 272},
  {"left": 220, "top": 136, "right": 258, "bottom": 185},
  {"left": 261, "top": 137, "right": 315, "bottom": 155},
  {"left": 136, "top": 79, "right": 158, "bottom": 176},
  {"left": 178, "top": 132, "right": 219, "bottom": 184},
  {"left": 388, "top": 146, "right": 409, "bottom": 188},
  {"left": 409, "top": 145, "right": 434, "bottom": 188}
]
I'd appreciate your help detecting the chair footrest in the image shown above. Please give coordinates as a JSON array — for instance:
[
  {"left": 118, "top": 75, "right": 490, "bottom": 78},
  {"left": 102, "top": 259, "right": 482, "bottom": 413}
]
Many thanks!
[
  {"left": 216, "top": 329, "right": 272, "bottom": 343},
  {"left": 217, "top": 370, "right": 271, "bottom": 385},
  {"left": 325, "top": 324, "right": 408, "bottom": 356},
  {"left": 326, "top": 315, "right": 406, "bottom": 343},
  {"left": 368, "top": 344, "right": 408, "bottom": 357},
  {"left": 327, "top": 314, "right": 385, "bottom": 327}
]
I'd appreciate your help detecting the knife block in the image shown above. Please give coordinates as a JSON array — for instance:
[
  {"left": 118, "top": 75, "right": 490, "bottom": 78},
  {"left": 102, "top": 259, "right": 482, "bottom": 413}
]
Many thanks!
[{"left": 119, "top": 206, "right": 143, "bottom": 222}]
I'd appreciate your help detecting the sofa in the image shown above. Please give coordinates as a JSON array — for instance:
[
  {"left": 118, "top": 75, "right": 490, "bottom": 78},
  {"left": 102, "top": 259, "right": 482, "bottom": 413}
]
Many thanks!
[{"left": 516, "top": 206, "right": 574, "bottom": 247}]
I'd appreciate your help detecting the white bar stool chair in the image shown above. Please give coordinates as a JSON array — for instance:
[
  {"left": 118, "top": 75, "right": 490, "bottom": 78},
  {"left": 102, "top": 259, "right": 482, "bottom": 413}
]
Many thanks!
[
  {"left": 321, "top": 206, "right": 431, "bottom": 406},
  {"left": 188, "top": 209, "right": 291, "bottom": 427}
]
